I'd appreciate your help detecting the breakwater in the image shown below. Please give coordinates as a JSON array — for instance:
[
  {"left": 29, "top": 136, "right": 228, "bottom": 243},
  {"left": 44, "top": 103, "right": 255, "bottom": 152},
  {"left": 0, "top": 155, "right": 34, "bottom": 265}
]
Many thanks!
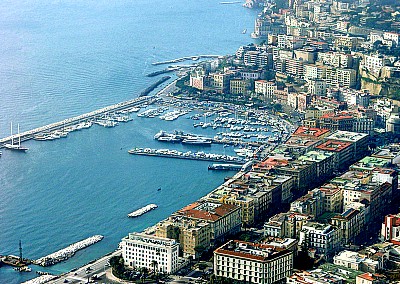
[
  {"left": 34, "top": 235, "right": 104, "bottom": 267},
  {"left": 140, "top": 76, "right": 171, "bottom": 96},
  {"left": 0, "top": 96, "right": 154, "bottom": 148},
  {"left": 151, "top": 55, "right": 221, "bottom": 66}
]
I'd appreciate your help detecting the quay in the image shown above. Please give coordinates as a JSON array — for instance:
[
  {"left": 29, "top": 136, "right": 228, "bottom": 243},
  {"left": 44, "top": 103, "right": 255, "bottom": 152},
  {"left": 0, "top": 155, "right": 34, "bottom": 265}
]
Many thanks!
[
  {"left": 152, "top": 55, "right": 221, "bottom": 66},
  {"left": 34, "top": 235, "right": 104, "bottom": 267},
  {"left": 0, "top": 95, "right": 155, "bottom": 149},
  {"left": 128, "top": 147, "right": 247, "bottom": 164}
]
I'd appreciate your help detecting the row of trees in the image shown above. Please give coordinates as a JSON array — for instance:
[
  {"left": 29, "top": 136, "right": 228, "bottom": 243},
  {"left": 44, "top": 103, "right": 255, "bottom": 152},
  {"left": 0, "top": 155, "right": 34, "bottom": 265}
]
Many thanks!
[{"left": 110, "top": 255, "right": 164, "bottom": 283}]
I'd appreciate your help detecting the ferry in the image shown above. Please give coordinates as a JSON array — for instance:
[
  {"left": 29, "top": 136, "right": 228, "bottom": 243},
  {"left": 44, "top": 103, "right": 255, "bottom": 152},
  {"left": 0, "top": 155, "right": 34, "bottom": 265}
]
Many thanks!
[{"left": 128, "top": 204, "right": 158, "bottom": 218}]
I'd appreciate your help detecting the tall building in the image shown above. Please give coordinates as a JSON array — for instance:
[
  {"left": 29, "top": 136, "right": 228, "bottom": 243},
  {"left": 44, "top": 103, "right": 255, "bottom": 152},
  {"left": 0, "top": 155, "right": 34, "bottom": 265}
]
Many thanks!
[{"left": 121, "top": 232, "right": 180, "bottom": 274}]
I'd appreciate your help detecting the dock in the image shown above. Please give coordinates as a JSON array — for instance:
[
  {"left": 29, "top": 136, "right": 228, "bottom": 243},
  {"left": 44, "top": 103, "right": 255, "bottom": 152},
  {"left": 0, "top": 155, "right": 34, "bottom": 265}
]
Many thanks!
[
  {"left": 128, "top": 148, "right": 247, "bottom": 164},
  {"left": 0, "top": 96, "right": 155, "bottom": 149}
]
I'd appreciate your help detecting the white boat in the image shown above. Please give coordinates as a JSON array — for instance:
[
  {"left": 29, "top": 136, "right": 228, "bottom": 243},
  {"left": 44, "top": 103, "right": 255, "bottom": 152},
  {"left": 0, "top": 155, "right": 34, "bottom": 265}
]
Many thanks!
[
  {"left": 182, "top": 137, "right": 212, "bottom": 146},
  {"left": 128, "top": 204, "right": 158, "bottom": 218},
  {"left": 4, "top": 123, "right": 29, "bottom": 152}
]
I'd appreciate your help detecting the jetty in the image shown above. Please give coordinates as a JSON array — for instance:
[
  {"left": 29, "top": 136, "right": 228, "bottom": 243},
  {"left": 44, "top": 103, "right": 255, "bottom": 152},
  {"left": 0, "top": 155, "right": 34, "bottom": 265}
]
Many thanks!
[
  {"left": 152, "top": 55, "right": 221, "bottom": 66},
  {"left": 34, "top": 235, "right": 104, "bottom": 267},
  {"left": 0, "top": 96, "right": 155, "bottom": 149},
  {"left": 128, "top": 147, "right": 247, "bottom": 164}
]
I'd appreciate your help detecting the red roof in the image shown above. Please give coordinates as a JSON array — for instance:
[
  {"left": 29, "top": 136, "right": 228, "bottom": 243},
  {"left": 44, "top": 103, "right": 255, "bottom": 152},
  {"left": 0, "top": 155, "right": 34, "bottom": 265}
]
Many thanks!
[
  {"left": 293, "top": 126, "right": 330, "bottom": 139},
  {"left": 178, "top": 203, "right": 238, "bottom": 222},
  {"left": 316, "top": 140, "right": 352, "bottom": 152}
]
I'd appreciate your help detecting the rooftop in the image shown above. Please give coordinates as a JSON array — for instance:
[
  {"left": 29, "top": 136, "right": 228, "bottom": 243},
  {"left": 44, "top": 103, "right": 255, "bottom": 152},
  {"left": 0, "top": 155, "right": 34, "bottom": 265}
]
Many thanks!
[
  {"left": 292, "top": 126, "right": 331, "bottom": 139},
  {"left": 316, "top": 140, "right": 352, "bottom": 152},
  {"left": 327, "top": 131, "right": 369, "bottom": 143},
  {"left": 214, "top": 240, "right": 290, "bottom": 262}
]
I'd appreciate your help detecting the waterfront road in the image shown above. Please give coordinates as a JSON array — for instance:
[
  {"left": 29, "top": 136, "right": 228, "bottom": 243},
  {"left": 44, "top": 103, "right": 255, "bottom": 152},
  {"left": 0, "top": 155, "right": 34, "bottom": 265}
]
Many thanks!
[{"left": 48, "top": 250, "right": 122, "bottom": 284}]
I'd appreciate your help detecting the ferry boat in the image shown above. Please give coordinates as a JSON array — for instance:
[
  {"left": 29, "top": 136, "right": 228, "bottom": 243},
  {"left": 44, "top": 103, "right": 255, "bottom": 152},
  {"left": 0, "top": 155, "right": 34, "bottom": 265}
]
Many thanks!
[{"left": 128, "top": 204, "right": 158, "bottom": 218}]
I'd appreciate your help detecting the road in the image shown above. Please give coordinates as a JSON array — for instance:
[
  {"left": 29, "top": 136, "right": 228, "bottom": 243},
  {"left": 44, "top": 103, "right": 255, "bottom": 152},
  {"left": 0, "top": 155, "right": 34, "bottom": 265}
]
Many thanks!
[{"left": 48, "top": 251, "right": 122, "bottom": 284}]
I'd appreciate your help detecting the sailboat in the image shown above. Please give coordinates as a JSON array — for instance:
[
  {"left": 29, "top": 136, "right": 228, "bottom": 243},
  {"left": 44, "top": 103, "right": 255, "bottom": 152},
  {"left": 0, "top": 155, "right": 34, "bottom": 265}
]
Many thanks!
[{"left": 4, "top": 122, "right": 29, "bottom": 151}]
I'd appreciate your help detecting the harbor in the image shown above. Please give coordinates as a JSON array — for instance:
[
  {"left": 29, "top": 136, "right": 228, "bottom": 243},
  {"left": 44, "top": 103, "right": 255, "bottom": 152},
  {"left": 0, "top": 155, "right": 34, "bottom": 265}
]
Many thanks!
[
  {"left": 128, "top": 147, "right": 247, "bottom": 164},
  {"left": 34, "top": 235, "right": 104, "bottom": 267}
]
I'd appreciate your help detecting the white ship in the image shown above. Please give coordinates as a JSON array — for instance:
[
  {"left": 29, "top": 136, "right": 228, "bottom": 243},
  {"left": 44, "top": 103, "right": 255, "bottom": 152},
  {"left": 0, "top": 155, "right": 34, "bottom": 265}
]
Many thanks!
[{"left": 128, "top": 204, "right": 158, "bottom": 218}]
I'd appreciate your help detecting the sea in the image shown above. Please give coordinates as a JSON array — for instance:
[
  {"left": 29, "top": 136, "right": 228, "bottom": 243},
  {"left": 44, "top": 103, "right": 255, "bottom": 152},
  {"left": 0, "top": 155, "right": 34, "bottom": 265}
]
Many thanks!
[{"left": 0, "top": 0, "right": 259, "bottom": 283}]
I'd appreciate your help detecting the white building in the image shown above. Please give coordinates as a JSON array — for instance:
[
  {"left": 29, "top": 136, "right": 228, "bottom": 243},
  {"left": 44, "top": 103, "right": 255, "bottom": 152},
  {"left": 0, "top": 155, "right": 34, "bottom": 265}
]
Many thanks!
[
  {"left": 214, "top": 240, "right": 294, "bottom": 284},
  {"left": 255, "top": 80, "right": 277, "bottom": 100},
  {"left": 334, "top": 250, "right": 383, "bottom": 272},
  {"left": 299, "top": 222, "right": 341, "bottom": 257},
  {"left": 121, "top": 232, "right": 180, "bottom": 274}
]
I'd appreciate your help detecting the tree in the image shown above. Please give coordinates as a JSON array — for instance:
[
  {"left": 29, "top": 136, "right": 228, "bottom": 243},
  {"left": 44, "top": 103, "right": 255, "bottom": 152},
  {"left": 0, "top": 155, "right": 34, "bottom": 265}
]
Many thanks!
[
  {"left": 198, "top": 262, "right": 208, "bottom": 273},
  {"left": 151, "top": 260, "right": 158, "bottom": 274}
]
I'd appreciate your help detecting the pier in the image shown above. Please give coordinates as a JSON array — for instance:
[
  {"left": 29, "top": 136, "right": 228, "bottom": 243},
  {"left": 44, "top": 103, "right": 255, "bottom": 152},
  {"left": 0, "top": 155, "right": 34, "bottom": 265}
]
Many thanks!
[
  {"left": 128, "top": 148, "right": 247, "bottom": 164},
  {"left": 0, "top": 96, "right": 155, "bottom": 149}
]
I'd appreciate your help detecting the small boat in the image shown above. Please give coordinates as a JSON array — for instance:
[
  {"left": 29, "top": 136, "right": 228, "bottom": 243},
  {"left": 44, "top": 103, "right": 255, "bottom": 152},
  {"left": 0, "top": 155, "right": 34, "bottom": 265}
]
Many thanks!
[
  {"left": 157, "top": 188, "right": 161, "bottom": 191},
  {"left": 242, "top": 29, "right": 247, "bottom": 34}
]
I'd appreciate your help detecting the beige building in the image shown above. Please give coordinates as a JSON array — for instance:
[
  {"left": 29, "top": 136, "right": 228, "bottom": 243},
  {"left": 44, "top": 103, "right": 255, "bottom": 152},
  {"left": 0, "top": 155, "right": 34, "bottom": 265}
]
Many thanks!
[{"left": 155, "top": 216, "right": 211, "bottom": 259}]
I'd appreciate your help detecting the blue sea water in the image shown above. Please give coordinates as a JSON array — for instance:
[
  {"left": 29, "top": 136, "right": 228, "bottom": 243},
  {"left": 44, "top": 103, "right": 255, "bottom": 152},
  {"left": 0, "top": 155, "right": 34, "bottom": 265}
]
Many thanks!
[{"left": 0, "top": 1, "right": 257, "bottom": 283}]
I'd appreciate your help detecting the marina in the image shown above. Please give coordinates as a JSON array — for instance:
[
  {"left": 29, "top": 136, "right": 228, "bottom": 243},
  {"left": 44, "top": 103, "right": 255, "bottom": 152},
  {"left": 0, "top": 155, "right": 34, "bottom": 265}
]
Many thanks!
[
  {"left": 128, "top": 147, "right": 247, "bottom": 164},
  {"left": 34, "top": 235, "right": 104, "bottom": 267},
  {"left": 128, "top": 204, "right": 158, "bottom": 218}
]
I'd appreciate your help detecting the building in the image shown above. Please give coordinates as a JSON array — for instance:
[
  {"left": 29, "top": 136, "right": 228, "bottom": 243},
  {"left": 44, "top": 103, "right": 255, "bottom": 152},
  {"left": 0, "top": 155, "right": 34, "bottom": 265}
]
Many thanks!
[
  {"left": 288, "top": 270, "right": 345, "bottom": 284},
  {"left": 155, "top": 216, "right": 211, "bottom": 259},
  {"left": 334, "top": 250, "right": 383, "bottom": 273},
  {"left": 315, "top": 140, "right": 354, "bottom": 170},
  {"left": 214, "top": 240, "right": 294, "bottom": 284},
  {"left": 356, "top": 273, "right": 387, "bottom": 284},
  {"left": 121, "top": 232, "right": 180, "bottom": 274},
  {"left": 175, "top": 201, "right": 241, "bottom": 241},
  {"left": 326, "top": 131, "right": 369, "bottom": 161},
  {"left": 331, "top": 208, "right": 364, "bottom": 245},
  {"left": 381, "top": 213, "right": 400, "bottom": 244},
  {"left": 230, "top": 79, "right": 251, "bottom": 95},
  {"left": 297, "top": 150, "right": 336, "bottom": 181},
  {"left": 299, "top": 222, "right": 341, "bottom": 257},
  {"left": 255, "top": 80, "right": 277, "bottom": 100}
]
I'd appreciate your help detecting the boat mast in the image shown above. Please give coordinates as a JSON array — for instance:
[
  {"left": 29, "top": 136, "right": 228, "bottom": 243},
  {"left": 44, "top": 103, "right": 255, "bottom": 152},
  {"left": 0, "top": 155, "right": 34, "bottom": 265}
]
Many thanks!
[
  {"left": 19, "top": 240, "right": 23, "bottom": 261},
  {"left": 10, "top": 121, "right": 13, "bottom": 146},
  {"left": 18, "top": 124, "right": 21, "bottom": 147}
]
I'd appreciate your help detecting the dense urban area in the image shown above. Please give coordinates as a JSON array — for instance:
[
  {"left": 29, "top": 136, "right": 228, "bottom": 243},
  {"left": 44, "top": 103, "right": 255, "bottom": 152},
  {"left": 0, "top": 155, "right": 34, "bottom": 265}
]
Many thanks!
[{"left": 6, "top": 0, "right": 400, "bottom": 283}]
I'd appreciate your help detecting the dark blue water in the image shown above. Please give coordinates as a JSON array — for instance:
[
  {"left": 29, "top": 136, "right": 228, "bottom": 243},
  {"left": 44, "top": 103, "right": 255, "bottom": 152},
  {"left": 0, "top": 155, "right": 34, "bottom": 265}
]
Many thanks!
[{"left": 0, "top": 0, "right": 257, "bottom": 283}]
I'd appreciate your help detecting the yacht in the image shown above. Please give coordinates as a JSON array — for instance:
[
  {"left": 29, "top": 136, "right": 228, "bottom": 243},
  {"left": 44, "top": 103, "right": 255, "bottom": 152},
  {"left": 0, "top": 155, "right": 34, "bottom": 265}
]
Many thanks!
[
  {"left": 182, "top": 137, "right": 212, "bottom": 146},
  {"left": 4, "top": 123, "right": 29, "bottom": 151}
]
